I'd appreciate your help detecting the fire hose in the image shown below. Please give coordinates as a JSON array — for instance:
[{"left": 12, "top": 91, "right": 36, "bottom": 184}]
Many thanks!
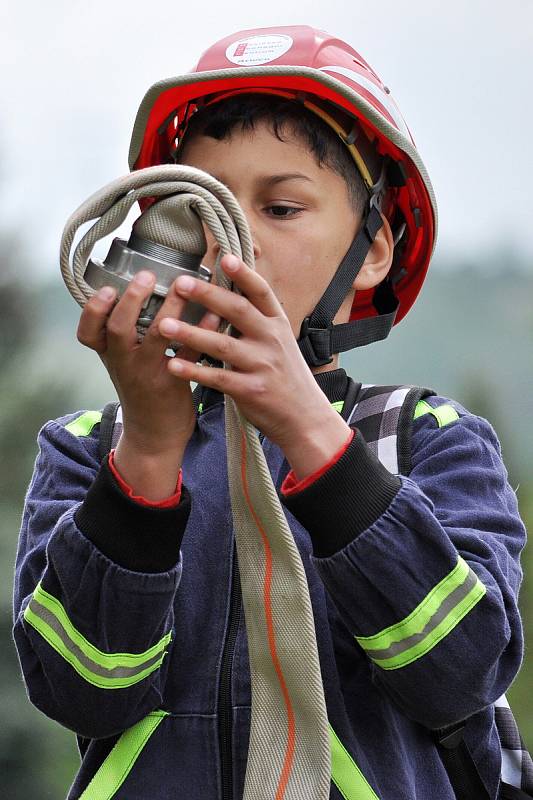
[{"left": 60, "top": 164, "right": 331, "bottom": 800}]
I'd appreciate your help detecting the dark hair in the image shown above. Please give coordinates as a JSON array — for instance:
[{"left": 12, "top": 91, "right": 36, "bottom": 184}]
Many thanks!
[{"left": 178, "top": 94, "right": 369, "bottom": 216}]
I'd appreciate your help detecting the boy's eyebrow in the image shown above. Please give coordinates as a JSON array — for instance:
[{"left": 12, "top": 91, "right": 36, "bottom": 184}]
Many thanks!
[
  {"left": 212, "top": 172, "right": 314, "bottom": 187},
  {"left": 260, "top": 172, "right": 314, "bottom": 186}
]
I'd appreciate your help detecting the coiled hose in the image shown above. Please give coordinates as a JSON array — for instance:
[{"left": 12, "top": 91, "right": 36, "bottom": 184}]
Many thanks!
[{"left": 60, "top": 164, "right": 331, "bottom": 800}]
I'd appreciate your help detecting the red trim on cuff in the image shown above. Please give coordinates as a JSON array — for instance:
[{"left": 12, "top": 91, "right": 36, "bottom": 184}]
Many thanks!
[
  {"left": 281, "top": 430, "right": 355, "bottom": 497},
  {"left": 108, "top": 450, "right": 182, "bottom": 508}
]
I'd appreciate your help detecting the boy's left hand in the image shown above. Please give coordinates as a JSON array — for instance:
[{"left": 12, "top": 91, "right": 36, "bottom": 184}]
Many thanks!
[{"left": 159, "top": 253, "right": 351, "bottom": 478}]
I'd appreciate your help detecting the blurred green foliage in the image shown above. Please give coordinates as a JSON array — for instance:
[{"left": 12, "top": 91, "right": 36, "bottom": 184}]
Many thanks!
[{"left": 1, "top": 240, "right": 532, "bottom": 797}]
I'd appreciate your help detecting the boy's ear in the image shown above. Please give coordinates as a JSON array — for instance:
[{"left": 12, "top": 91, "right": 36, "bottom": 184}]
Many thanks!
[{"left": 353, "top": 212, "right": 394, "bottom": 291}]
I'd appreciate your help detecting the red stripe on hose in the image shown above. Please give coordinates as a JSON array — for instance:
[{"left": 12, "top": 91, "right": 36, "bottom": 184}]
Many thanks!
[{"left": 240, "top": 431, "right": 296, "bottom": 799}]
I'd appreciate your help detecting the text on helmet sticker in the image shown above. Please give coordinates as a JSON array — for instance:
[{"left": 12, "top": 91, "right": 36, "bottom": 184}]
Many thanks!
[{"left": 226, "top": 35, "right": 293, "bottom": 66}]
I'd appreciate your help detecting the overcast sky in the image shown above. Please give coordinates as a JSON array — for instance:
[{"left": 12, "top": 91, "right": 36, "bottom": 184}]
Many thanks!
[{"left": 1, "top": 0, "right": 532, "bottom": 276}]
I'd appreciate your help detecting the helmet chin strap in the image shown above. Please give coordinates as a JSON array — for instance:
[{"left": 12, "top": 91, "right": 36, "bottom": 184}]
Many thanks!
[{"left": 297, "top": 203, "right": 400, "bottom": 367}]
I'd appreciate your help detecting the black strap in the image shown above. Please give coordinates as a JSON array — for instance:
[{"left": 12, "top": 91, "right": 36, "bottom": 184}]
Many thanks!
[
  {"left": 98, "top": 401, "right": 120, "bottom": 461},
  {"left": 397, "top": 386, "right": 436, "bottom": 475},
  {"left": 298, "top": 282, "right": 398, "bottom": 366},
  {"left": 297, "top": 205, "right": 399, "bottom": 367},
  {"left": 340, "top": 377, "right": 362, "bottom": 422},
  {"left": 192, "top": 383, "right": 204, "bottom": 412},
  {"left": 308, "top": 205, "right": 383, "bottom": 329},
  {"left": 435, "top": 723, "right": 490, "bottom": 800},
  {"left": 500, "top": 785, "right": 533, "bottom": 799}
]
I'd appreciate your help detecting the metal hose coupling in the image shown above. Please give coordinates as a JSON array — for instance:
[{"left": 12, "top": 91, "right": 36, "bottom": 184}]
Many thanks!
[
  {"left": 60, "top": 164, "right": 256, "bottom": 335},
  {"left": 83, "top": 213, "right": 212, "bottom": 333},
  {"left": 60, "top": 164, "right": 331, "bottom": 800}
]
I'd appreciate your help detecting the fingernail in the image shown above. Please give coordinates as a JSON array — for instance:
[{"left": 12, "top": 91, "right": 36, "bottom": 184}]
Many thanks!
[
  {"left": 204, "top": 313, "right": 220, "bottom": 328},
  {"left": 134, "top": 271, "right": 154, "bottom": 286},
  {"left": 177, "top": 276, "right": 195, "bottom": 292},
  {"left": 97, "top": 287, "right": 115, "bottom": 301},
  {"left": 160, "top": 318, "right": 180, "bottom": 336},
  {"left": 225, "top": 255, "right": 240, "bottom": 272},
  {"left": 169, "top": 359, "right": 184, "bottom": 374}
]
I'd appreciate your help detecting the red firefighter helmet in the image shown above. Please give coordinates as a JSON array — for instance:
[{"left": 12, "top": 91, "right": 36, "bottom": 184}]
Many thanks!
[{"left": 129, "top": 25, "right": 437, "bottom": 356}]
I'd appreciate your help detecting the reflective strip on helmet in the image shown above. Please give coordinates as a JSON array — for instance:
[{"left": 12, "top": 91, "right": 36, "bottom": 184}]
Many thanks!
[
  {"left": 330, "top": 724, "right": 380, "bottom": 799},
  {"left": 23, "top": 583, "right": 172, "bottom": 688},
  {"left": 355, "top": 557, "right": 486, "bottom": 670},
  {"left": 79, "top": 710, "right": 169, "bottom": 799},
  {"left": 65, "top": 410, "right": 103, "bottom": 437},
  {"left": 414, "top": 400, "right": 460, "bottom": 427},
  {"left": 318, "top": 65, "right": 411, "bottom": 139}
]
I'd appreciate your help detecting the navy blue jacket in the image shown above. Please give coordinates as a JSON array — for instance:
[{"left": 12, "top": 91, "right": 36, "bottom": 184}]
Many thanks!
[{"left": 13, "top": 370, "right": 526, "bottom": 799}]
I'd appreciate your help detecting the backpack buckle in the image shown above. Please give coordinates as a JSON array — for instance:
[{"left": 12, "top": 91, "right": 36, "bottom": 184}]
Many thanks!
[{"left": 435, "top": 722, "right": 466, "bottom": 750}]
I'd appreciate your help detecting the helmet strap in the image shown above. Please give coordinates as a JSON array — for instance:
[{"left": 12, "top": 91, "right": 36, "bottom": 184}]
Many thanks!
[{"left": 297, "top": 204, "right": 399, "bottom": 367}]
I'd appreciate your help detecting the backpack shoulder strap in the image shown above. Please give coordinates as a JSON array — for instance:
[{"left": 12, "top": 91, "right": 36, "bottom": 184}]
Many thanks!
[
  {"left": 346, "top": 383, "right": 436, "bottom": 475},
  {"left": 98, "top": 401, "right": 122, "bottom": 462},
  {"left": 98, "top": 385, "right": 205, "bottom": 463},
  {"left": 345, "top": 381, "right": 494, "bottom": 797},
  {"left": 494, "top": 695, "right": 533, "bottom": 798}
]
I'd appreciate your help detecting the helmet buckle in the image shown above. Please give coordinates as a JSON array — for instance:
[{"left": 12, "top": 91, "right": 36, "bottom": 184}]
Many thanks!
[{"left": 298, "top": 318, "right": 334, "bottom": 367}]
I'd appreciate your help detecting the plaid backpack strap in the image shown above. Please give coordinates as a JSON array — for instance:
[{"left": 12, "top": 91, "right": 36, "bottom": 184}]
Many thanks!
[
  {"left": 99, "top": 387, "right": 208, "bottom": 459},
  {"left": 98, "top": 386, "right": 206, "bottom": 460},
  {"left": 345, "top": 383, "right": 532, "bottom": 798},
  {"left": 98, "top": 401, "right": 122, "bottom": 461},
  {"left": 495, "top": 695, "right": 533, "bottom": 798},
  {"left": 345, "top": 383, "right": 436, "bottom": 475}
]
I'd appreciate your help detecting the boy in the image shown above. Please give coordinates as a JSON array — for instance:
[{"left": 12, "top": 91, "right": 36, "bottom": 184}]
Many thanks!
[{"left": 13, "top": 25, "right": 529, "bottom": 800}]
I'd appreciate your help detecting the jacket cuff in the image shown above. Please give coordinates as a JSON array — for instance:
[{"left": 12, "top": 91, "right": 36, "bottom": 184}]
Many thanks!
[
  {"left": 281, "top": 430, "right": 401, "bottom": 558},
  {"left": 108, "top": 450, "right": 182, "bottom": 508},
  {"left": 281, "top": 430, "right": 355, "bottom": 496},
  {"left": 74, "top": 458, "right": 190, "bottom": 573}
]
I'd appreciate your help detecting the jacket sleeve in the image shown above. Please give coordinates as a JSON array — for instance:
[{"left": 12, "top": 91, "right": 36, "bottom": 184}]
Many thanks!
[
  {"left": 281, "top": 397, "right": 526, "bottom": 729},
  {"left": 13, "top": 412, "right": 191, "bottom": 739}
]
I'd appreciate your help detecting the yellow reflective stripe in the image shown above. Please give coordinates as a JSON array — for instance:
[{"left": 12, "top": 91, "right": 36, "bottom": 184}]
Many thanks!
[
  {"left": 80, "top": 711, "right": 169, "bottom": 799},
  {"left": 413, "top": 400, "right": 460, "bottom": 428},
  {"left": 431, "top": 404, "right": 459, "bottom": 427},
  {"left": 330, "top": 725, "right": 379, "bottom": 799},
  {"left": 65, "top": 410, "right": 103, "bottom": 437},
  {"left": 355, "top": 557, "right": 486, "bottom": 670},
  {"left": 24, "top": 583, "right": 172, "bottom": 689},
  {"left": 413, "top": 399, "right": 433, "bottom": 420}
]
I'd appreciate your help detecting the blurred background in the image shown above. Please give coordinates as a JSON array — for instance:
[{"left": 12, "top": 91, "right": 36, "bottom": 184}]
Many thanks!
[{"left": 1, "top": 0, "right": 532, "bottom": 796}]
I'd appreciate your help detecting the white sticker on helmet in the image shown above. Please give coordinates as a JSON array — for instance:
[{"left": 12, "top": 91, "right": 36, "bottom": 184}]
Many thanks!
[
  {"left": 226, "top": 35, "right": 293, "bottom": 66},
  {"left": 319, "top": 65, "right": 411, "bottom": 139}
]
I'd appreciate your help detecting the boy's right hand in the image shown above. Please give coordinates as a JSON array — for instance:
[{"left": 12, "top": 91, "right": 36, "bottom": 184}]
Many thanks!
[{"left": 77, "top": 270, "right": 219, "bottom": 500}]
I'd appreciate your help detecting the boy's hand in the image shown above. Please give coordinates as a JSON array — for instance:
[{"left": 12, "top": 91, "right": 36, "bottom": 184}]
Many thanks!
[
  {"left": 77, "top": 271, "right": 219, "bottom": 497},
  {"left": 159, "top": 255, "right": 351, "bottom": 480}
]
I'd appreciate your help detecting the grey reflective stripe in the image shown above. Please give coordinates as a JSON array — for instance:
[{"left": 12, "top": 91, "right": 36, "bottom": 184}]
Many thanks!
[
  {"left": 29, "top": 597, "right": 164, "bottom": 679},
  {"left": 25, "top": 595, "right": 169, "bottom": 689},
  {"left": 362, "top": 567, "right": 479, "bottom": 662}
]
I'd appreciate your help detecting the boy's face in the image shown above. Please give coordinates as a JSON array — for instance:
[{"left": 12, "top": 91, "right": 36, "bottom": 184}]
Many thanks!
[{"left": 179, "top": 121, "right": 361, "bottom": 340}]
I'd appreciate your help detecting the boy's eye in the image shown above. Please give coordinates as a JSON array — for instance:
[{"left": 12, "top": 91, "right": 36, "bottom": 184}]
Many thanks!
[{"left": 266, "top": 205, "right": 301, "bottom": 218}]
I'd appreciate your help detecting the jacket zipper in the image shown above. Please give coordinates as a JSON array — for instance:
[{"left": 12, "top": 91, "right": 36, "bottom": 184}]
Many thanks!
[
  {"left": 218, "top": 545, "right": 242, "bottom": 800},
  {"left": 216, "top": 392, "right": 357, "bottom": 797}
]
